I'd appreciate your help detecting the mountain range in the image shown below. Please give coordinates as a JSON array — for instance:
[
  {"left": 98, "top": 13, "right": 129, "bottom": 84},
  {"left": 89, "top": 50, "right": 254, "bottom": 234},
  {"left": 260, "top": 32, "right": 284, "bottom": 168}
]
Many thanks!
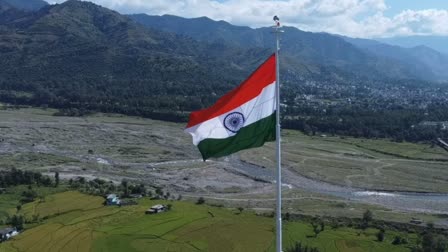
[
  {"left": 129, "top": 13, "right": 448, "bottom": 82},
  {"left": 379, "top": 36, "right": 448, "bottom": 55},
  {"left": 343, "top": 36, "right": 448, "bottom": 82},
  {"left": 0, "top": 0, "right": 280, "bottom": 117},
  {"left": 2, "top": 0, "right": 47, "bottom": 11}
]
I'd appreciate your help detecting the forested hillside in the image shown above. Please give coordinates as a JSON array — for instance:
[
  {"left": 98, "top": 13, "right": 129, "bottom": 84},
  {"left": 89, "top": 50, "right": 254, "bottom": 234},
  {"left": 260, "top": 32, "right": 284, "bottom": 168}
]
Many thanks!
[
  {"left": 129, "top": 14, "right": 448, "bottom": 81},
  {"left": 0, "top": 0, "right": 274, "bottom": 119}
]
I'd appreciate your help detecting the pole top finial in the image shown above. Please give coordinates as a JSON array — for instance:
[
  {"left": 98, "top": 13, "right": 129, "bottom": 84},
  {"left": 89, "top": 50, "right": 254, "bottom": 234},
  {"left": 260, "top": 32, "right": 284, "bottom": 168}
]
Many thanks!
[{"left": 273, "top": 15, "right": 280, "bottom": 27}]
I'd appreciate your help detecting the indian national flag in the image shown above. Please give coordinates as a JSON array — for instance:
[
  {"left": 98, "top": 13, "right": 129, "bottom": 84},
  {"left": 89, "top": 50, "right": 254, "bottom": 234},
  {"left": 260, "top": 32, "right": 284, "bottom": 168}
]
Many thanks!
[{"left": 185, "top": 54, "right": 277, "bottom": 160}]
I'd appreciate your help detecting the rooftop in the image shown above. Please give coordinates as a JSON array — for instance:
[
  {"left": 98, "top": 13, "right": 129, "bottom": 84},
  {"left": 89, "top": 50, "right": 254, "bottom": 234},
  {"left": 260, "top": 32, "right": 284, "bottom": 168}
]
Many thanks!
[
  {"left": 0, "top": 228, "right": 15, "bottom": 235},
  {"left": 150, "top": 204, "right": 165, "bottom": 210},
  {"left": 106, "top": 194, "right": 117, "bottom": 199}
]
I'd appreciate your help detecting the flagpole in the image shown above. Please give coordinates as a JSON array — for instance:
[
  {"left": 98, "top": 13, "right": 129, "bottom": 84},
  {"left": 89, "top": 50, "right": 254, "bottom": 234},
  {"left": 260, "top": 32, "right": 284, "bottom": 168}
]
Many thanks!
[{"left": 273, "top": 16, "right": 283, "bottom": 252}]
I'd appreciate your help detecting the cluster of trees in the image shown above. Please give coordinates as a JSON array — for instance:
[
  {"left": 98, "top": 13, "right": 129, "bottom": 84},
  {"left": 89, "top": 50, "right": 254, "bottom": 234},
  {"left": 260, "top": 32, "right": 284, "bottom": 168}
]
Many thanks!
[
  {"left": 282, "top": 101, "right": 448, "bottom": 143},
  {"left": 0, "top": 168, "right": 53, "bottom": 188},
  {"left": 283, "top": 209, "right": 448, "bottom": 252},
  {"left": 3, "top": 79, "right": 448, "bottom": 143},
  {"left": 68, "top": 177, "right": 181, "bottom": 201},
  {"left": 0, "top": 169, "right": 58, "bottom": 231},
  {"left": 286, "top": 242, "right": 320, "bottom": 252},
  {"left": 4, "top": 215, "right": 25, "bottom": 231},
  {"left": 413, "top": 223, "right": 448, "bottom": 252},
  {"left": 2, "top": 206, "right": 41, "bottom": 231}
]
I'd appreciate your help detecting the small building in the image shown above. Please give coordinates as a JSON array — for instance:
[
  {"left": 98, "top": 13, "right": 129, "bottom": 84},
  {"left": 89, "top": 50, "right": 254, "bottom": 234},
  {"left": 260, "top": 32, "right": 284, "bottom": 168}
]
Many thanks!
[
  {"left": 146, "top": 204, "right": 166, "bottom": 214},
  {"left": 106, "top": 194, "right": 121, "bottom": 206},
  {"left": 0, "top": 227, "right": 18, "bottom": 242}
]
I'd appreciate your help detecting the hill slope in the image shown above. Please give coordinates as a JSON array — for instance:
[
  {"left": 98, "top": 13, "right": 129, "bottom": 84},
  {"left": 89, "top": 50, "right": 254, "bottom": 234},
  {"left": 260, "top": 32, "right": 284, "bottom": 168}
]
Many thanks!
[
  {"left": 0, "top": 0, "right": 274, "bottom": 117},
  {"left": 1, "top": 0, "right": 47, "bottom": 11},
  {"left": 0, "top": 0, "right": 28, "bottom": 23},
  {"left": 344, "top": 37, "right": 448, "bottom": 81},
  {"left": 379, "top": 35, "right": 448, "bottom": 55}
]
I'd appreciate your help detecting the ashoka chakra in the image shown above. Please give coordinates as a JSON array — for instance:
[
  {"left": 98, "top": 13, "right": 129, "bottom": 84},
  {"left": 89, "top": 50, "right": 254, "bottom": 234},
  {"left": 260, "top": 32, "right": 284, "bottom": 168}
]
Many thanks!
[{"left": 223, "top": 112, "right": 245, "bottom": 133}]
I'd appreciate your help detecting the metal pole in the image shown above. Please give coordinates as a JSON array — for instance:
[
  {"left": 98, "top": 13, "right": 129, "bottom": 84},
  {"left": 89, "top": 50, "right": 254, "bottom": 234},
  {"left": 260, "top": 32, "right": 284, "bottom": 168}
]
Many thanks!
[{"left": 274, "top": 24, "right": 282, "bottom": 252}]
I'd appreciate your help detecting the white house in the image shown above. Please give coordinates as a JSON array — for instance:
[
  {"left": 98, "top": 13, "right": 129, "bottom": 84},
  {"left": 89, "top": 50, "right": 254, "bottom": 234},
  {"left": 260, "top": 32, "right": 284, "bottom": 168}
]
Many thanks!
[
  {"left": 146, "top": 204, "right": 166, "bottom": 214},
  {"left": 0, "top": 228, "right": 18, "bottom": 242},
  {"left": 106, "top": 194, "right": 121, "bottom": 206}
]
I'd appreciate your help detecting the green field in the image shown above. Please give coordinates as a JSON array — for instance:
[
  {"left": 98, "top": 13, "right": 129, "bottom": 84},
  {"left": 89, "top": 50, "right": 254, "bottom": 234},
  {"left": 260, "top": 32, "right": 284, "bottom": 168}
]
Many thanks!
[
  {"left": 0, "top": 191, "right": 419, "bottom": 252},
  {"left": 0, "top": 186, "right": 67, "bottom": 222}
]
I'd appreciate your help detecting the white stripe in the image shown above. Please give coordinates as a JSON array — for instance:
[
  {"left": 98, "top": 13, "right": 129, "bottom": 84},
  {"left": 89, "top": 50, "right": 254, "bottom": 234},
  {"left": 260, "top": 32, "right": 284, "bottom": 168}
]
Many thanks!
[{"left": 186, "top": 82, "right": 276, "bottom": 145}]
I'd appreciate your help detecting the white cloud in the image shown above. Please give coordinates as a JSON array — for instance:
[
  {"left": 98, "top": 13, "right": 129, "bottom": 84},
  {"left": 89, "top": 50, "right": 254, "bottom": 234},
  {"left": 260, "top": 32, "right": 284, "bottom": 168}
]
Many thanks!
[{"left": 50, "top": 0, "right": 448, "bottom": 38}]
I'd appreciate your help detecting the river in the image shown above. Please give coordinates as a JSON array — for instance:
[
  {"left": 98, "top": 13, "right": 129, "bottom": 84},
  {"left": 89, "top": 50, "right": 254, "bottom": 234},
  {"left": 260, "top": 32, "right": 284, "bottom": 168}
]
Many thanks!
[{"left": 225, "top": 156, "right": 448, "bottom": 214}]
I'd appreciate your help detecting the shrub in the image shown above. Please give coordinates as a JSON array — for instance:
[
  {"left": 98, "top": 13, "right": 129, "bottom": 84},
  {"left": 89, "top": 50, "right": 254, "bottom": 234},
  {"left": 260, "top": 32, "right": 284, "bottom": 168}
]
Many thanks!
[
  {"left": 196, "top": 197, "right": 205, "bottom": 205},
  {"left": 392, "top": 235, "right": 402, "bottom": 245},
  {"left": 376, "top": 230, "right": 385, "bottom": 242},
  {"left": 286, "top": 242, "right": 320, "bottom": 252}
]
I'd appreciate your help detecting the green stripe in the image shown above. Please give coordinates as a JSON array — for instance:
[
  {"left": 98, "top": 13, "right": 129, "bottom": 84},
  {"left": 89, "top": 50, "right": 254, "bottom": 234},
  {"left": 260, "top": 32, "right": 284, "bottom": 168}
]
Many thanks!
[{"left": 198, "top": 112, "right": 276, "bottom": 160}]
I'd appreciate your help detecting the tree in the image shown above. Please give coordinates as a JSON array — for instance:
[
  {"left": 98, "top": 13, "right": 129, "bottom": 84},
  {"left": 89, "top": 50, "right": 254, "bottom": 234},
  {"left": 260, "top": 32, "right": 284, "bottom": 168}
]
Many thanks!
[
  {"left": 420, "top": 232, "right": 447, "bottom": 252},
  {"left": 21, "top": 189, "right": 38, "bottom": 204},
  {"left": 196, "top": 197, "right": 205, "bottom": 205},
  {"left": 434, "top": 235, "right": 447, "bottom": 252},
  {"left": 311, "top": 218, "right": 324, "bottom": 238},
  {"left": 8, "top": 215, "right": 24, "bottom": 231},
  {"left": 54, "top": 172, "right": 60, "bottom": 187},
  {"left": 376, "top": 229, "right": 385, "bottom": 242},
  {"left": 421, "top": 233, "right": 434, "bottom": 252},
  {"left": 392, "top": 236, "right": 402, "bottom": 245},
  {"left": 362, "top": 209, "right": 373, "bottom": 229},
  {"left": 121, "top": 179, "right": 129, "bottom": 197},
  {"left": 155, "top": 188, "right": 163, "bottom": 196},
  {"left": 286, "top": 242, "right": 320, "bottom": 252},
  {"left": 237, "top": 207, "right": 244, "bottom": 214}
]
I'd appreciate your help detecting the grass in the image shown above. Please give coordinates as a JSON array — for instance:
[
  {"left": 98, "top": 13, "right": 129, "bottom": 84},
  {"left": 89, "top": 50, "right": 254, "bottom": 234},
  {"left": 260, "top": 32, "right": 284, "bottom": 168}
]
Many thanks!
[
  {"left": 284, "top": 223, "right": 415, "bottom": 252},
  {"left": 0, "top": 192, "right": 274, "bottom": 252},
  {"left": 195, "top": 188, "right": 446, "bottom": 226},
  {"left": 0, "top": 185, "right": 68, "bottom": 223},
  {"left": 332, "top": 137, "right": 448, "bottom": 160},
  {"left": 0, "top": 191, "right": 419, "bottom": 252},
  {"left": 240, "top": 130, "right": 448, "bottom": 192}
]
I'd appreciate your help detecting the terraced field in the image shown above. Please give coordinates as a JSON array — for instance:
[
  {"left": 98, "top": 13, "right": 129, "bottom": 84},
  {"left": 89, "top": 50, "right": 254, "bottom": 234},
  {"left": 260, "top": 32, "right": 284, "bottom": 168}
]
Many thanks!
[{"left": 0, "top": 191, "right": 418, "bottom": 252}]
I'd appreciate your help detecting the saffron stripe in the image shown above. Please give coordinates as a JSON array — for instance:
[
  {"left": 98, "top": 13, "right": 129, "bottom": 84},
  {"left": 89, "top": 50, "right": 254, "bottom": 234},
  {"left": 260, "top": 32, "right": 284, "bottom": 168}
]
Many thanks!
[
  {"left": 186, "top": 54, "right": 276, "bottom": 128},
  {"left": 185, "top": 82, "right": 275, "bottom": 145}
]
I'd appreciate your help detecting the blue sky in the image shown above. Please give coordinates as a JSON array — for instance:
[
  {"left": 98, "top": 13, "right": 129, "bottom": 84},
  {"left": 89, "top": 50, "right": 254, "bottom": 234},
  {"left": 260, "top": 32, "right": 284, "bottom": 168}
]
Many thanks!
[
  {"left": 385, "top": 0, "right": 448, "bottom": 16},
  {"left": 51, "top": 0, "right": 448, "bottom": 38}
]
